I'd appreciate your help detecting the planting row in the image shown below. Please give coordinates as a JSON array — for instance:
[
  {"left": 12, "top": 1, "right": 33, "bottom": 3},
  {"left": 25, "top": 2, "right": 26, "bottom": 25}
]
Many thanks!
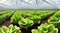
[
  {"left": 0, "top": 11, "right": 15, "bottom": 24},
  {"left": 0, "top": 10, "right": 59, "bottom": 33},
  {"left": 0, "top": 24, "right": 21, "bottom": 33},
  {"left": 32, "top": 23, "right": 58, "bottom": 33},
  {"left": 0, "top": 24, "right": 58, "bottom": 33},
  {"left": 11, "top": 10, "right": 55, "bottom": 29},
  {"left": 0, "top": 11, "right": 12, "bottom": 15},
  {"left": 48, "top": 10, "right": 60, "bottom": 29}
]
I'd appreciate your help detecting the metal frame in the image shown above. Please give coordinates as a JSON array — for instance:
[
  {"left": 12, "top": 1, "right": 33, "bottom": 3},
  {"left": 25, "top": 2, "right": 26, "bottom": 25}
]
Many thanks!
[
  {"left": 0, "top": 0, "right": 14, "bottom": 8},
  {"left": 42, "top": 0, "right": 58, "bottom": 8}
]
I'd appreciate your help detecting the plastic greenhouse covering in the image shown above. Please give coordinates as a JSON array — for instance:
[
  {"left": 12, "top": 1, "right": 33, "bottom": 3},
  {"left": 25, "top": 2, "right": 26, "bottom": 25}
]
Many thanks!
[{"left": 0, "top": 0, "right": 60, "bottom": 10}]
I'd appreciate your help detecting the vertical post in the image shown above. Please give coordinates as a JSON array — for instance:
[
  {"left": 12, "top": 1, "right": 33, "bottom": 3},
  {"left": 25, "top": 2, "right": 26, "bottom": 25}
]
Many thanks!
[{"left": 16, "top": 0, "right": 17, "bottom": 9}]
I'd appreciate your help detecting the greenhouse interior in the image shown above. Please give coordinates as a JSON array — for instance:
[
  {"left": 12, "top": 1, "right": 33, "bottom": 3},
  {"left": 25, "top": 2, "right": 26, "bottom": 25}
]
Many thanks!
[{"left": 0, "top": 0, "right": 60, "bottom": 33}]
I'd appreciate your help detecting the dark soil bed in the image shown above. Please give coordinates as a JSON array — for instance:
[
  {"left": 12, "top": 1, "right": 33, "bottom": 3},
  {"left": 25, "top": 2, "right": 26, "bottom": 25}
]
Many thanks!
[
  {"left": 58, "top": 29, "right": 60, "bottom": 33},
  {"left": 0, "top": 18, "right": 11, "bottom": 27},
  {"left": 41, "top": 12, "right": 55, "bottom": 24}
]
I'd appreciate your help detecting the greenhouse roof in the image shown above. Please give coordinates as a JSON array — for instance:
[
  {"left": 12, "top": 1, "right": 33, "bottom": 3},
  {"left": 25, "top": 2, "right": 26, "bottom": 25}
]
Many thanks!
[{"left": 0, "top": 0, "right": 60, "bottom": 10}]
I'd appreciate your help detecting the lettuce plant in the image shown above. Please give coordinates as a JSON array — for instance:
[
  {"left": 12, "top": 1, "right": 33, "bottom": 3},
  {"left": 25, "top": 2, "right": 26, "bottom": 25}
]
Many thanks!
[
  {"left": 11, "top": 11, "right": 22, "bottom": 24},
  {"left": 28, "top": 11, "right": 53, "bottom": 24},
  {"left": 18, "top": 18, "right": 34, "bottom": 28},
  {"left": 55, "top": 11, "right": 60, "bottom": 18},
  {"left": 0, "top": 11, "right": 14, "bottom": 24},
  {"left": 48, "top": 11, "right": 60, "bottom": 29},
  {"left": 29, "top": 15, "right": 41, "bottom": 24},
  {"left": 32, "top": 23, "right": 58, "bottom": 33},
  {"left": 22, "top": 12, "right": 31, "bottom": 18},
  {"left": 0, "top": 24, "right": 21, "bottom": 33}
]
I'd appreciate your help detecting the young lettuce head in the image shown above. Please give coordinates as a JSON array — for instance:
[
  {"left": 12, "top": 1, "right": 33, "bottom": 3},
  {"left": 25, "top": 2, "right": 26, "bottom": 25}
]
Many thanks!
[
  {"left": 18, "top": 18, "right": 34, "bottom": 28},
  {"left": 31, "top": 23, "right": 58, "bottom": 33},
  {"left": 0, "top": 24, "right": 21, "bottom": 33}
]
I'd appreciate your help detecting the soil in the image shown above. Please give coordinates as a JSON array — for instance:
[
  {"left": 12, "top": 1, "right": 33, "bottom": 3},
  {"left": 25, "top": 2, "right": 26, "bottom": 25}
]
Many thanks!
[
  {"left": 0, "top": 11, "right": 59, "bottom": 33},
  {"left": 0, "top": 18, "right": 11, "bottom": 27},
  {"left": 0, "top": 11, "right": 16, "bottom": 27},
  {"left": 41, "top": 12, "right": 55, "bottom": 24},
  {"left": 58, "top": 29, "right": 60, "bottom": 33}
]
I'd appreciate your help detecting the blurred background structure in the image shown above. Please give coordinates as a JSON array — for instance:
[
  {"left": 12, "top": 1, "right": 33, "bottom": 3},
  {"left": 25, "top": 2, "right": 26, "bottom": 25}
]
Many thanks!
[{"left": 0, "top": 0, "right": 60, "bottom": 10}]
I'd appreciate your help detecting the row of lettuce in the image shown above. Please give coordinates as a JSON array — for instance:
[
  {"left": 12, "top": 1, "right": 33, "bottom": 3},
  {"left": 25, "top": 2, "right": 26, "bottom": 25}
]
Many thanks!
[
  {"left": 0, "top": 10, "right": 59, "bottom": 33},
  {"left": 11, "top": 10, "right": 55, "bottom": 28},
  {"left": 48, "top": 10, "right": 60, "bottom": 29},
  {"left": 0, "top": 11, "right": 15, "bottom": 24},
  {"left": 0, "top": 24, "right": 21, "bottom": 33},
  {"left": 0, "top": 24, "right": 58, "bottom": 33},
  {"left": 32, "top": 9, "right": 60, "bottom": 33}
]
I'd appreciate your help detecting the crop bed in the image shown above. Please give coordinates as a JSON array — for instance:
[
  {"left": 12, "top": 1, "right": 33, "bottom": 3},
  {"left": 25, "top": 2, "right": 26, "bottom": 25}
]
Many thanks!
[{"left": 0, "top": 10, "right": 60, "bottom": 33}]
